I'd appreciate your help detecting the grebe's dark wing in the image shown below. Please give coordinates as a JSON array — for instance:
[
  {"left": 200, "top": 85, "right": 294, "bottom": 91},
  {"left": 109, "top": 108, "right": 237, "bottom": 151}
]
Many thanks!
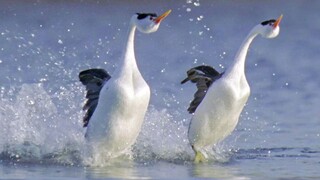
[
  {"left": 79, "top": 68, "right": 111, "bottom": 127},
  {"left": 181, "top": 65, "right": 223, "bottom": 113}
]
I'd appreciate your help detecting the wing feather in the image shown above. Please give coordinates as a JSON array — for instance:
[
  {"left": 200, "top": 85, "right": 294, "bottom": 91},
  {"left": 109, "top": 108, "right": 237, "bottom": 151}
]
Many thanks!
[
  {"left": 79, "top": 68, "right": 111, "bottom": 127},
  {"left": 181, "top": 65, "right": 223, "bottom": 113}
]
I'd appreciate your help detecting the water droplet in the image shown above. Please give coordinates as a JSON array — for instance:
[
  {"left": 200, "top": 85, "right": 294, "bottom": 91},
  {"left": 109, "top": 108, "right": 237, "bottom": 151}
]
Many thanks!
[
  {"left": 29, "top": 100, "right": 35, "bottom": 105},
  {"left": 219, "top": 64, "right": 224, "bottom": 69},
  {"left": 197, "top": 15, "right": 203, "bottom": 21},
  {"left": 58, "top": 39, "right": 63, "bottom": 44},
  {"left": 193, "top": 58, "right": 198, "bottom": 64},
  {"left": 186, "top": 8, "right": 191, "bottom": 12},
  {"left": 194, "top": 1, "right": 200, "bottom": 6},
  {"left": 39, "top": 78, "right": 47, "bottom": 82}
]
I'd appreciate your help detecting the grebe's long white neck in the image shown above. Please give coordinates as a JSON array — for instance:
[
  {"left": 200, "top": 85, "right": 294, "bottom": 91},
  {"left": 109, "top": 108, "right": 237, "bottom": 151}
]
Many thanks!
[
  {"left": 225, "top": 28, "right": 258, "bottom": 78},
  {"left": 225, "top": 14, "right": 283, "bottom": 78},
  {"left": 115, "top": 23, "right": 138, "bottom": 77}
]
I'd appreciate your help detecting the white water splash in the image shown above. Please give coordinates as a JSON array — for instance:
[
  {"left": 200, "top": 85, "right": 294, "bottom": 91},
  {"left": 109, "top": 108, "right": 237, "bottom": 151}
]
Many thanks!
[
  {"left": 0, "top": 83, "right": 85, "bottom": 165},
  {"left": 0, "top": 83, "right": 233, "bottom": 166}
]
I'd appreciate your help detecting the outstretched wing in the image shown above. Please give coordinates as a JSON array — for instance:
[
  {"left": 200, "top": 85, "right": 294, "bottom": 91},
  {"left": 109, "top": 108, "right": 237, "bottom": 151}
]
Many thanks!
[
  {"left": 181, "top": 65, "right": 223, "bottom": 114},
  {"left": 79, "top": 68, "right": 111, "bottom": 127}
]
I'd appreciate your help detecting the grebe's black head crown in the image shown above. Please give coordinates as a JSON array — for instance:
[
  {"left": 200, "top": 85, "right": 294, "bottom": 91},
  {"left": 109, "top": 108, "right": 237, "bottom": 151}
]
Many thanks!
[
  {"left": 261, "top": 19, "right": 276, "bottom": 26},
  {"left": 136, "top": 13, "right": 157, "bottom": 20}
]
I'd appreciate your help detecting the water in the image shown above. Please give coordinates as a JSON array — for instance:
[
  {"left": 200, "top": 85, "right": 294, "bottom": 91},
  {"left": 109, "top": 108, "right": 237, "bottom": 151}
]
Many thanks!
[{"left": 0, "top": 0, "right": 319, "bottom": 179}]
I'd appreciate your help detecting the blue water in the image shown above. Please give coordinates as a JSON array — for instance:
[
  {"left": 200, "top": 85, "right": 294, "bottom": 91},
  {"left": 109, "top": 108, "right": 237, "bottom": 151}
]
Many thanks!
[{"left": 0, "top": 0, "right": 319, "bottom": 179}]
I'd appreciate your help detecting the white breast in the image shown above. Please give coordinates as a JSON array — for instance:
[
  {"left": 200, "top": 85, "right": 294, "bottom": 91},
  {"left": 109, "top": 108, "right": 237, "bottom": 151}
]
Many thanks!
[
  {"left": 188, "top": 75, "right": 250, "bottom": 151},
  {"left": 85, "top": 70, "right": 150, "bottom": 158}
]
